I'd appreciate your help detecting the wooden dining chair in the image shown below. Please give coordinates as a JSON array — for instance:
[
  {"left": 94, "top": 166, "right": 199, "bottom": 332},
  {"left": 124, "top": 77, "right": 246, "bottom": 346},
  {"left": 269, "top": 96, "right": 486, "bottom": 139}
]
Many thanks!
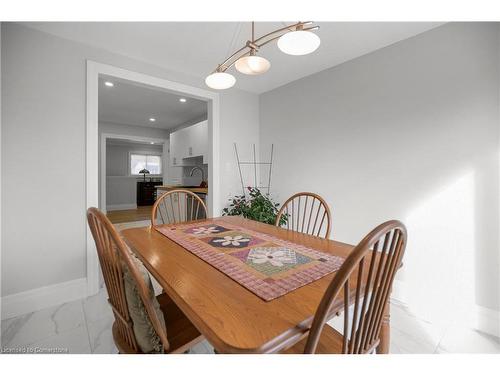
[
  {"left": 275, "top": 192, "right": 332, "bottom": 239},
  {"left": 282, "top": 220, "right": 407, "bottom": 354},
  {"left": 87, "top": 207, "right": 204, "bottom": 354},
  {"left": 151, "top": 189, "right": 208, "bottom": 227}
]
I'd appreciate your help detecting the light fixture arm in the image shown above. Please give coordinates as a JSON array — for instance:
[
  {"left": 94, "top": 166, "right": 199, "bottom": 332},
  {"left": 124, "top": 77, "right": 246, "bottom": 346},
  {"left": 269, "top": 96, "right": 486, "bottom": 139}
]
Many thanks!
[
  {"left": 257, "top": 26, "right": 320, "bottom": 48},
  {"left": 252, "top": 21, "right": 310, "bottom": 45},
  {"left": 213, "top": 21, "right": 319, "bottom": 73}
]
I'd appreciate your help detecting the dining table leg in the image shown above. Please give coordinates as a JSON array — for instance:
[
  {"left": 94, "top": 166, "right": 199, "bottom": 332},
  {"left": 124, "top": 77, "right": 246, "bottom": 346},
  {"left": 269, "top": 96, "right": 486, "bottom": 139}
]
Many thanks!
[{"left": 377, "top": 299, "right": 391, "bottom": 354}]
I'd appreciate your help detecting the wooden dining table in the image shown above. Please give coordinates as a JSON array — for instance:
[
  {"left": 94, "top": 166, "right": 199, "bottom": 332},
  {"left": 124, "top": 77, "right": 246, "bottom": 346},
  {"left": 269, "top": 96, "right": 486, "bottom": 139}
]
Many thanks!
[{"left": 121, "top": 216, "right": 392, "bottom": 354}]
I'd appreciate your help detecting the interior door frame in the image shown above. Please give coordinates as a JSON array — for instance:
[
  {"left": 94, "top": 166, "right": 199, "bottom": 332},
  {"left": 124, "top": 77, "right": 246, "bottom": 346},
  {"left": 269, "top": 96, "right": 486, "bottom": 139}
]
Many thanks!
[{"left": 86, "top": 60, "right": 220, "bottom": 296}]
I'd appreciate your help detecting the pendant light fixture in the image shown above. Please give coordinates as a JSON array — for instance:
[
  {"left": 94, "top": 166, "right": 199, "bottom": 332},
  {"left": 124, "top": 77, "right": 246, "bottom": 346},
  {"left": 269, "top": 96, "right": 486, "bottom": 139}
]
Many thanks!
[
  {"left": 277, "top": 29, "right": 321, "bottom": 55},
  {"left": 205, "top": 71, "right": 236, "bottom": 90},
  {"left": 234, "top": 22, "right": 271, "bottom": 75},
  {"left": 235, "top": 53, "right": 271, "bottom": 75},
  {"left": 205, "top": 21, "right": 320, "bottom": 90}
]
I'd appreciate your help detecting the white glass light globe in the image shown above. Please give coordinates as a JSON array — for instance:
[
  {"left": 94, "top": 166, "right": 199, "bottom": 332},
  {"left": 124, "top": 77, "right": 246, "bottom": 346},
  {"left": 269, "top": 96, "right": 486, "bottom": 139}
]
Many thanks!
[
  {"left": 235, "top": 55, "right": 271, "bottom": 75},
  {"left": 277, "top": 30, "right": 320, "bottom": 56},
  {"left": 205, "top": 72, "right": 236, "bottom": 90}
]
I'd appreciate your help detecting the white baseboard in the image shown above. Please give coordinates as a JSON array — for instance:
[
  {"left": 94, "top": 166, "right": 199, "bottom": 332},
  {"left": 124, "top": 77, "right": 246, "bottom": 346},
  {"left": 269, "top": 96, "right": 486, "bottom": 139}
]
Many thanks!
[
  {"left": 475, "top": 305, "right": 500, "bottom": 338},
  {"left": 1, "top": 278, "right": 88, "bottom": 320},
  {"left": 390, "top": 279, "right": 499, "bottom": 338},
  {"left": 106, "top": 203, "right": 137, "bottom": 211}
]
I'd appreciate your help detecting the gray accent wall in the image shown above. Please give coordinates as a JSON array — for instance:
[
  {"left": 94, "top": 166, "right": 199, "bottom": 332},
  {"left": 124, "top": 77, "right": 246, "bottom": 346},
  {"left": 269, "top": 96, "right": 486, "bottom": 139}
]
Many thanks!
[
  {"left": 106, "top": 143, "right": 163, "bottom": 208},
  {"left": 260, "top": 22, "right": 500, "bottom": 317},
  {"left": 98, "top": 122, "right": 170, "bottom": 208}
]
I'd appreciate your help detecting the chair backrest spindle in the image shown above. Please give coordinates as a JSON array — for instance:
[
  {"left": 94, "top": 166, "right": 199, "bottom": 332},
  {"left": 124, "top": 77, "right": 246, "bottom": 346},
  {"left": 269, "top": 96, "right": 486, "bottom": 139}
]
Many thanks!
[
  {"left": 275, "top": 192, "right": 332, "bottom": 239},
  {"left": 151, "top": 189, "right": 208, "bottom": 227},
  {"left": 303, "top": 220, "right": 407, "bottom": 354}
]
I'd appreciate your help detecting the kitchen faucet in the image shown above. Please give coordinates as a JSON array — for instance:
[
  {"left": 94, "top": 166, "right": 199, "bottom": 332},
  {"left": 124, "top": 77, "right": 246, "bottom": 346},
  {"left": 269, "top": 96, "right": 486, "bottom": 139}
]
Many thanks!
[{"left": 189, "top": 166, "right": 205, "bottom": 184}]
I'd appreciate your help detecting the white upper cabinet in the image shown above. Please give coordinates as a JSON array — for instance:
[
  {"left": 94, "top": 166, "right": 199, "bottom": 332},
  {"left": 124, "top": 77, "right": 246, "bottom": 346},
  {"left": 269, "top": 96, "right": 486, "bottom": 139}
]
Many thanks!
[
  {"left": 189, "top": 120, "right": 208, "bottom": 159},
  {"left": 169, "top": 128, "right": 186, "bottom": 166},
  {"left": 169, "top": 120, "right": 208, "bottom": 166}
]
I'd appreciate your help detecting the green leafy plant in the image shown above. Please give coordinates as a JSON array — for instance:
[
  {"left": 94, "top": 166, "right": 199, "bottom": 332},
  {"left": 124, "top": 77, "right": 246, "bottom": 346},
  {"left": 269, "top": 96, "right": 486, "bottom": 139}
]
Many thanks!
[{"left": 222, "top": 187, "right": 287, "bottom": 226}]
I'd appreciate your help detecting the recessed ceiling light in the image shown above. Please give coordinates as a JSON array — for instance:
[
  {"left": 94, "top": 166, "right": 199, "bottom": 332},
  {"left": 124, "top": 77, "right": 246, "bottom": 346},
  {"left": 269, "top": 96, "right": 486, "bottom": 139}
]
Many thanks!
[
  {"left": 104, "top": 81, "right": 114, "bottom": 87},
  {"left": 179, "top": 98, "right": 187, "bottom": 103},
  {"left": 150, "top": 142, "right": 155, "bottom": 145},
  {"left": 149, "top": 118, "right": 156, "bottom": 122}
]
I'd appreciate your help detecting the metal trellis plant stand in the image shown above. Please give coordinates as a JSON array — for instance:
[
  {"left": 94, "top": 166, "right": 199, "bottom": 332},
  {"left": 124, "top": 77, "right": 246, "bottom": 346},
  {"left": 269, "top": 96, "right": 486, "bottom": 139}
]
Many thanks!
[{"left": 233, "top": 143, "right": 274, "bottom": 198}]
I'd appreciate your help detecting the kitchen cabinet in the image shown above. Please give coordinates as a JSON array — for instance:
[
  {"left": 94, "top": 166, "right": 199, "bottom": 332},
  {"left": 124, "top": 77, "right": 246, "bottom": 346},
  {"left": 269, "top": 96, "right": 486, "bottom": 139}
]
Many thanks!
[
  {"left": 167, "top": 161, "right": 183, "bottom": 185},
  {"left": 137, "top": 180, "right": 163, "bottom": 206},
  {"left": 188, "top": 120, "right": 208, "bottom": 159},
  {"left": 169, "top": 120, "right": 208, "bottom": 167},
  {"left": 169, "top": 128, "right": 187, "bottom": 166}
]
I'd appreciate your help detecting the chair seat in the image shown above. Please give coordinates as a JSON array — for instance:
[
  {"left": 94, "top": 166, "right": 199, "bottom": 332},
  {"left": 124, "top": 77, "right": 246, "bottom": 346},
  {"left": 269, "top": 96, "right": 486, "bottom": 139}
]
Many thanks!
[
  {"left": 156, "top": 292, "right": 204, "bottom": 353},
  {"left": 112, "top": 292, "right": 203, "bottom": 354},
  {"left": 282, "top": 324, "right": 345, "bottom": 354}
]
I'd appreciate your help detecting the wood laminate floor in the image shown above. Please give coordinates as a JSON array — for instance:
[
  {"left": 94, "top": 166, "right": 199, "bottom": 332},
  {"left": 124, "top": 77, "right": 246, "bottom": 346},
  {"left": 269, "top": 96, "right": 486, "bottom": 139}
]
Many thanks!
[{"left": 106, "top": 206, "right": 153, "bottom": 224}]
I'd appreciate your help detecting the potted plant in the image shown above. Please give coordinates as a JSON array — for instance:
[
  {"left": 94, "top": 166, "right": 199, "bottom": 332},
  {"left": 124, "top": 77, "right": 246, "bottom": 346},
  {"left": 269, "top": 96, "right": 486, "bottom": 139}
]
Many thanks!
[{"left": 222, "top": 187, "right": 287, "bottom": 225}]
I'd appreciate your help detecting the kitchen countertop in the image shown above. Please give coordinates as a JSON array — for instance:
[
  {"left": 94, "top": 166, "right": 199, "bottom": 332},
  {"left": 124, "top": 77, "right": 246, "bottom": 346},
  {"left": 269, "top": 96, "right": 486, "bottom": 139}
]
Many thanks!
[{"left": 156, "top": 185, "right": 208, "bottom": 194}]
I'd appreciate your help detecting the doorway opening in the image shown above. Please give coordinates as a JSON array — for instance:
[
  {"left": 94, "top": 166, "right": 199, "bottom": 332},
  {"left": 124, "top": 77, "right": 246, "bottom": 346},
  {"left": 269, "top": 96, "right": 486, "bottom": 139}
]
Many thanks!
[
  {"left": 101, "top": 135, "right": 167, "bottom": 227},
  {"left": 86, "top": 61, "right": 220, "bottom": 295}
]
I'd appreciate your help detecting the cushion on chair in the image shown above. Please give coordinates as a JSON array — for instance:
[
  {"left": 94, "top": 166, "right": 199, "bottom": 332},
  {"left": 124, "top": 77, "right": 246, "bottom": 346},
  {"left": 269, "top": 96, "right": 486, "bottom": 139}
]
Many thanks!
[{"left": 122, "top": 251, "right": 166, "bottom": 353}]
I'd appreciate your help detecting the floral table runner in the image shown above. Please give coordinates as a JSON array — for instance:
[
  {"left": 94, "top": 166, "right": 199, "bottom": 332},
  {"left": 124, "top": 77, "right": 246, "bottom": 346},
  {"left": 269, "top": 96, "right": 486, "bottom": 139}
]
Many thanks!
[{"left": 154, "top": 219, "right": 344, "bottom": 301}]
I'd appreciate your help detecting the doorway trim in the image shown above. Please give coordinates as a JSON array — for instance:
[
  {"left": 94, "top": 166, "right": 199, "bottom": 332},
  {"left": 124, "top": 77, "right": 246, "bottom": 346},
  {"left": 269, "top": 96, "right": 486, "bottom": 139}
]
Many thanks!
[{"left": 86, "top": 60, "right": 220, "bottom": 295}]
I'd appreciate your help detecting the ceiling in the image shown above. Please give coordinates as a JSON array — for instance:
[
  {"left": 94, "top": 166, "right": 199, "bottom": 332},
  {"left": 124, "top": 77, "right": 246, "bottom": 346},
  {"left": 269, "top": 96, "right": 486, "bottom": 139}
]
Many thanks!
[
  {"left": 23, "top": 22, "right": 444, "bottom": 93},
  {"left": 98, "top": 76, "right": 207, "bottom": 129}
]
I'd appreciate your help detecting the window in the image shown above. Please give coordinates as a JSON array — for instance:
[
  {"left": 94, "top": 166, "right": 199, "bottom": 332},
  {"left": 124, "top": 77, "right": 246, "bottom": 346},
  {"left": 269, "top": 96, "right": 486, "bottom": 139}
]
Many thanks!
[{"left": 130, "top": 153, "right": 162, "bottom": 175}]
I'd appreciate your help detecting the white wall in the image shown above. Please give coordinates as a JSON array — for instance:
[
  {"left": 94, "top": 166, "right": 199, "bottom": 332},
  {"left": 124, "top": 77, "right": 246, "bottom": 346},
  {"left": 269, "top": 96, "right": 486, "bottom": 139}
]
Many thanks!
[
  {"left": 106, "top": 143, "right": 163, "bottom": 208},
  {"left": 219, "top": 90, "right": 260, "bottom": 203},
  {"left": 1, "top": 23, "right": 259, "bottom": 305},
  {"left": 260, "top": 22, "right": 500, "bottom": 324}
]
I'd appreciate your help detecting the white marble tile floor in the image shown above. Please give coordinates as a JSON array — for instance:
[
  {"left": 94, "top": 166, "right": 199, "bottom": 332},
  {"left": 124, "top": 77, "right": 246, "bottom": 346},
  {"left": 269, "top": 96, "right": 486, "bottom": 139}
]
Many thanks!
[{"left": 2, "top": 287, "right": 499, "bottom": 354}]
